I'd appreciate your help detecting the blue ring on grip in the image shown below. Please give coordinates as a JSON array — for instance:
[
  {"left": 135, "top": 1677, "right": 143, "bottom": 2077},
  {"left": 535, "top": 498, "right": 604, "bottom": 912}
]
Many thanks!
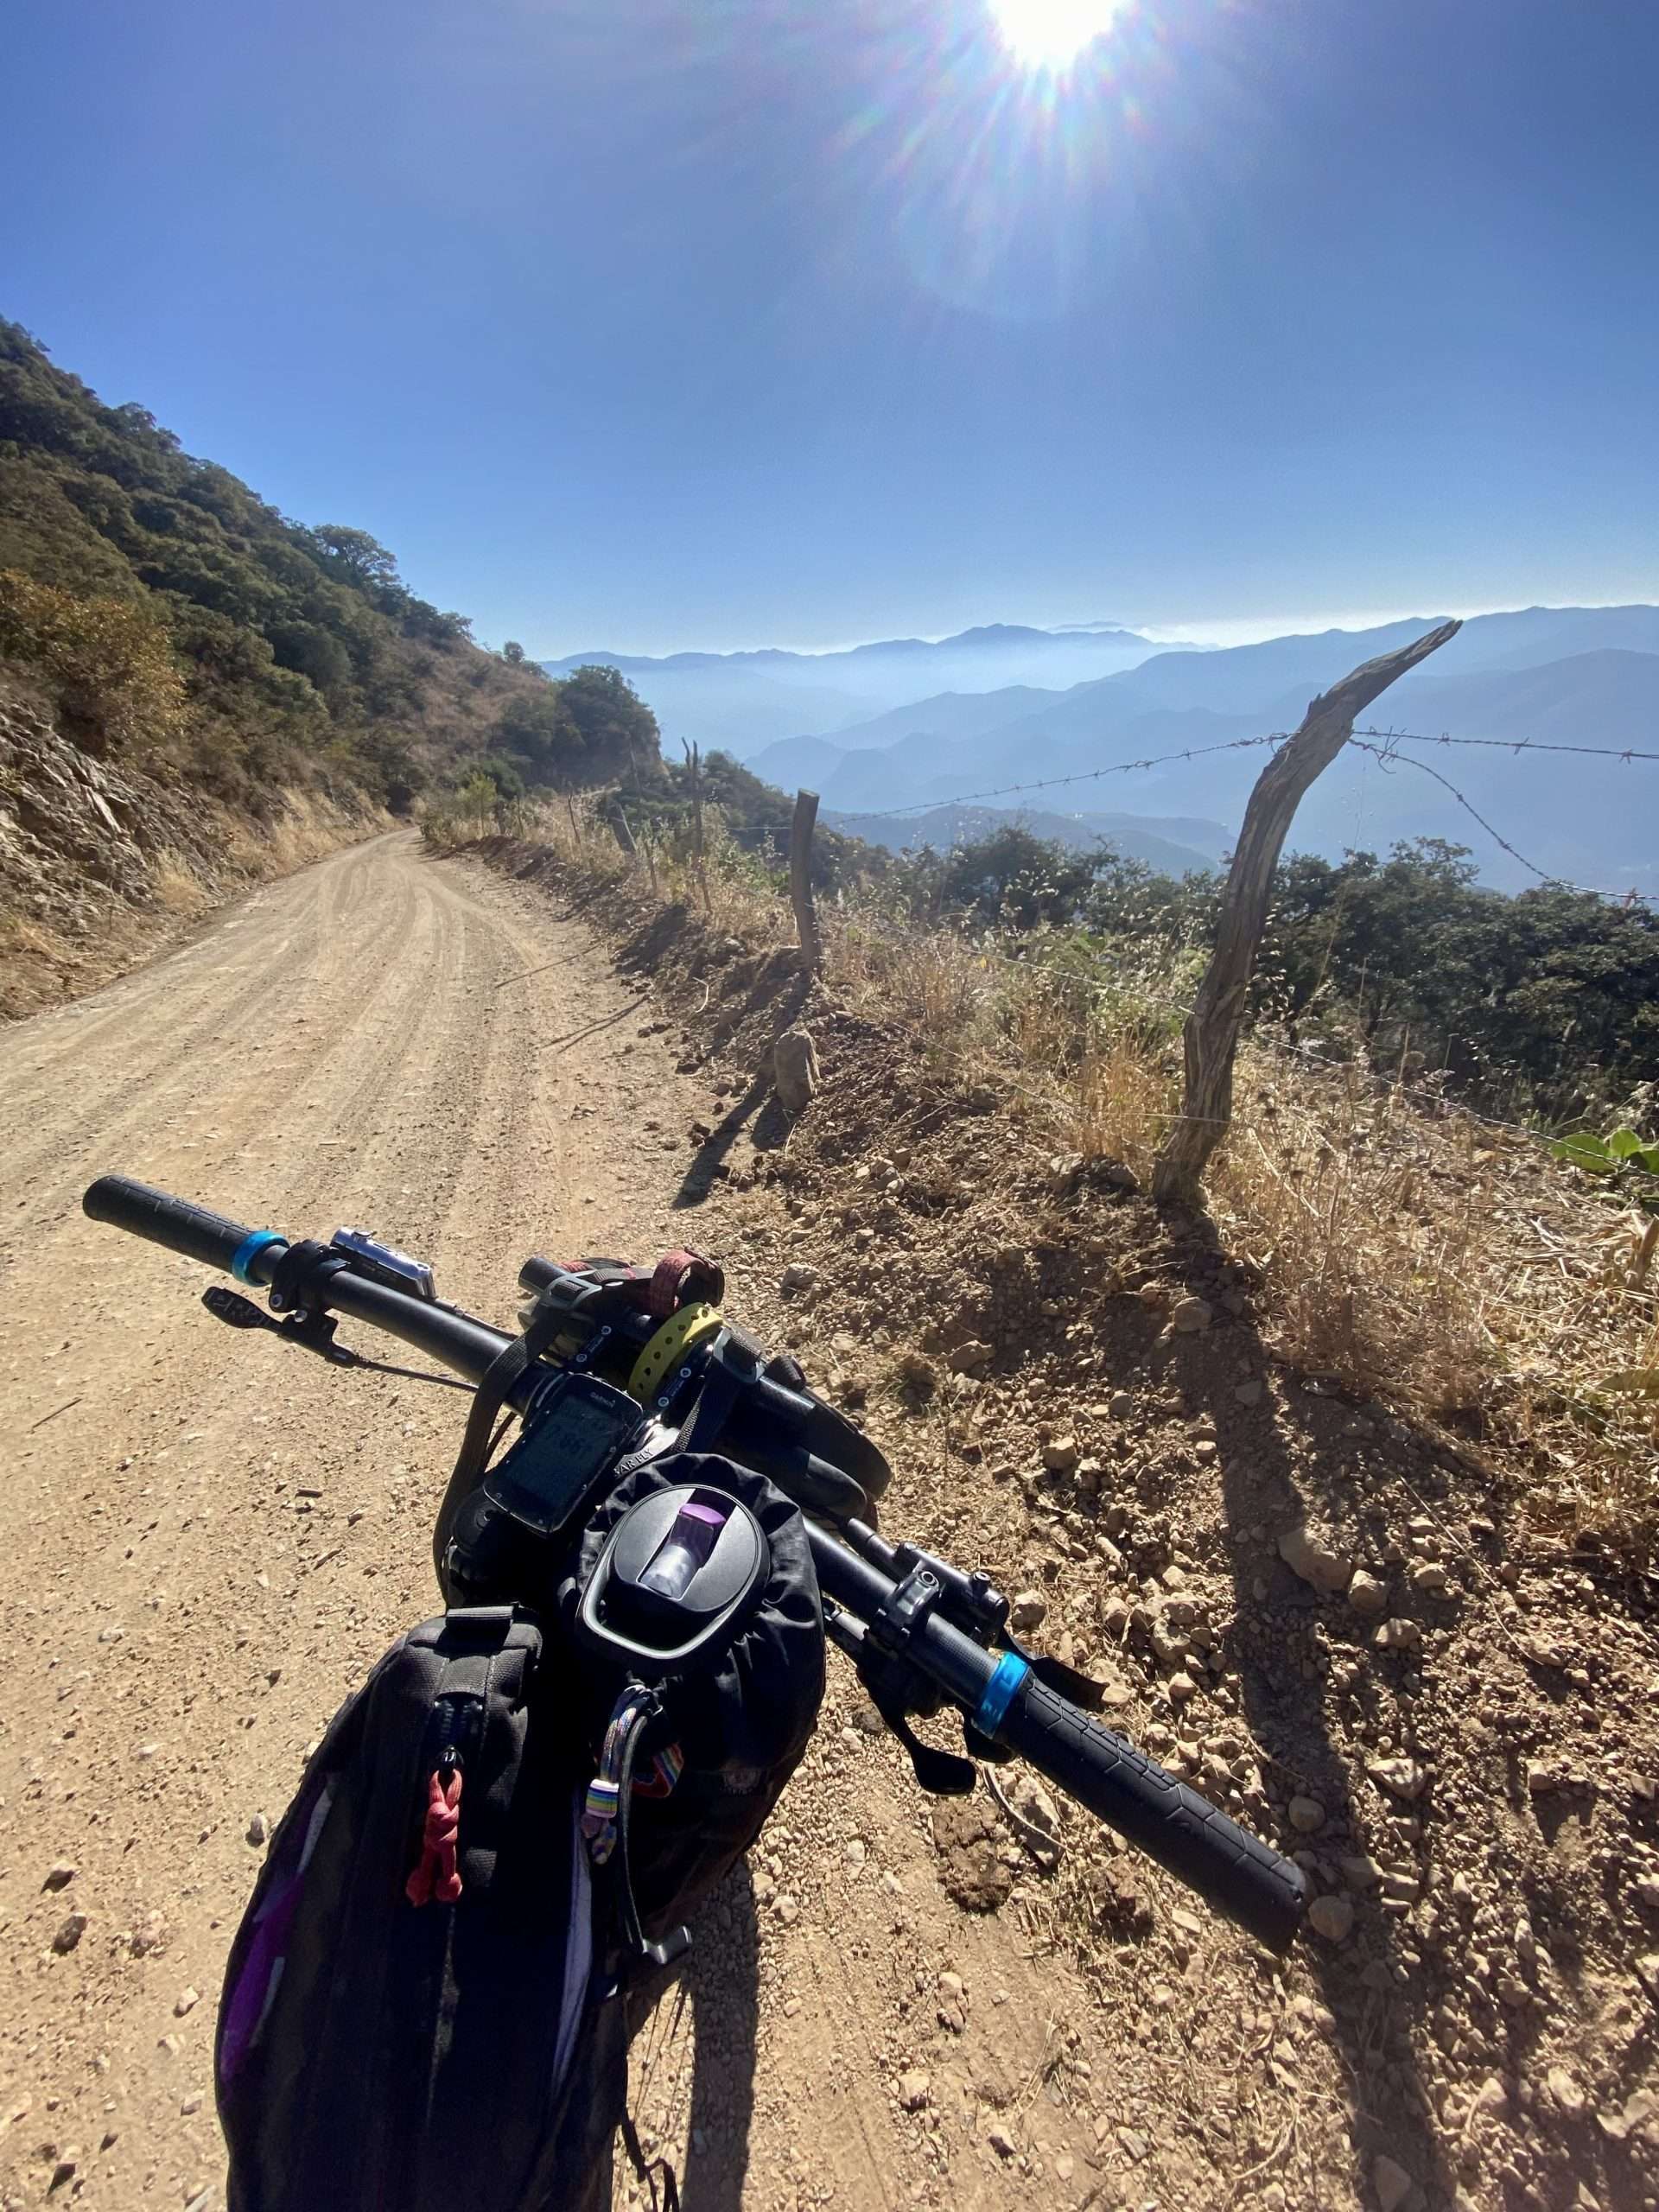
[
  {"left": 231, "top": 1230, "right": 287, "bottom": 1286},
  {"left": 974, "top": 1651, "right": 1029, "bottom": 1740}
]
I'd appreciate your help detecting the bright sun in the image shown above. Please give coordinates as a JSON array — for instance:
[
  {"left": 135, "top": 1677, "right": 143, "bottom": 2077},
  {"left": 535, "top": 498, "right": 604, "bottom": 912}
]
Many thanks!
[{"left": 987, "top": 0, "right": 1128, "bottom": 70}]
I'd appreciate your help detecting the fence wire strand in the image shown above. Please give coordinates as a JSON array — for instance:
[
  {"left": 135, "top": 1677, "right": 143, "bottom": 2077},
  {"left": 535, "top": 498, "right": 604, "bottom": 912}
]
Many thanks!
[{"left": 832, "top": 721, "right": 1656, "bottom": 906}]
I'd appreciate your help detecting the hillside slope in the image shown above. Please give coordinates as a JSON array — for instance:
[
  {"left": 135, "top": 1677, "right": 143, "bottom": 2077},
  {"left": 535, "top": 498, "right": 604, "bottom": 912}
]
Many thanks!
[{"left": 0, "top": 318, "right": 586, "bottom": 1007}]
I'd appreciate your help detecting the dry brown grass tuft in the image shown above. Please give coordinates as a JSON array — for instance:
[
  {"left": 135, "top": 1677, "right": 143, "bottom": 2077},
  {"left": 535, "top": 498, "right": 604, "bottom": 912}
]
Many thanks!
[{"left": 147, "top": 847, "right": 213, "bottom": 915}]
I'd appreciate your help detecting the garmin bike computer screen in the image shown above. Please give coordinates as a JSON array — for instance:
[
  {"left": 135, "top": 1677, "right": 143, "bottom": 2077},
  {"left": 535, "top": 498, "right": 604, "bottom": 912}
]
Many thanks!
[{"left": 482, "top": 1371, "right": 649, "bottom": 1536}]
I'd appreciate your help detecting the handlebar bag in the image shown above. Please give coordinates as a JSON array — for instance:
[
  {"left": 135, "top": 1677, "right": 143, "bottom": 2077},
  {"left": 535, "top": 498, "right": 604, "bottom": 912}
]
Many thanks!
[
  {"left": 215, "top": 1606, "right": 623, "bottom": 2212},
  {"left": 562, "top": 1452, "right": 825, "bottom": 1947}
]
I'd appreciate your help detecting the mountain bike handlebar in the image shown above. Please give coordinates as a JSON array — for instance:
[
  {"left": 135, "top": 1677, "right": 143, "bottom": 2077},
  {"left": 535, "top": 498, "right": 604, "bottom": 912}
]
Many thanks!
[{"left": 83, "top": 1174, "right": 1306, "bottom": 1953}]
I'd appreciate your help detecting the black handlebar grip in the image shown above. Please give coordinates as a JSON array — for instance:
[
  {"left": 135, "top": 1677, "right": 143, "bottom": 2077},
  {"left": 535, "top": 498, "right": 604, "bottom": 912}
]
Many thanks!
[
  {"left": 82, "top": 1177, "right": 266, "bottom": 1275},
  {"left": 1005, "top": 1672, "right": 1306, "bottom": 1952}
]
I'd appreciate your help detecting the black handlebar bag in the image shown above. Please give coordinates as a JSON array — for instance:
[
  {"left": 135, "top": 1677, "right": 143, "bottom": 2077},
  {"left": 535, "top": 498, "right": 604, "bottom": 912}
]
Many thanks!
[
  {"left": 563, "top": 1453, "right": 826, "bottom": 1948},
  {"left": 215, "top": 1607, "right": 622, "bottom": 2212}
]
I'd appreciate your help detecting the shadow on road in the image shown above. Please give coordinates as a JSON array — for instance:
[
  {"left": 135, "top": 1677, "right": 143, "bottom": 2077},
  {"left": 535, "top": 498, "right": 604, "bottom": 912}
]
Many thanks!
[{"left": 626, "top": 1861, "right": 761, "bottom": 2210}]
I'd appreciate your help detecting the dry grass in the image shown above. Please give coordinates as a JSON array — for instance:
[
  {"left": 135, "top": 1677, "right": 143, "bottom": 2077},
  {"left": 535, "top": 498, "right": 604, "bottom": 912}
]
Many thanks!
[
  {"left": 0, "top": 910, "right": 61, "bottom": 958},
  {"left": 453, "top": 801, "right": 1659, "bottom": 1553},
  {"left": 147, "top": 847, "right": 213, "bottom": 915}
]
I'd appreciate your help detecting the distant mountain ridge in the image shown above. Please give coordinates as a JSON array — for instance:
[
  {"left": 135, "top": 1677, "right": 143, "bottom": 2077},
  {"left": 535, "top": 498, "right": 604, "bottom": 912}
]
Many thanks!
[
  {"left": 541, "top": 620, "right": 1154, "bottom": 675},
  {"left": 752, "top": 607, "right": 1659, "bottom": 894},
  {"left": 537, "top": 621, "right": 1172, "bottom": 751}
]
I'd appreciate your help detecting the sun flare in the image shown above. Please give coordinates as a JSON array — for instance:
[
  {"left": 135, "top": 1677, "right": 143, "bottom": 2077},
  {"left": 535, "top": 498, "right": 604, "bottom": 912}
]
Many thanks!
[{"left": 987, "top": 0, "right": 1130, "bottom": 71}]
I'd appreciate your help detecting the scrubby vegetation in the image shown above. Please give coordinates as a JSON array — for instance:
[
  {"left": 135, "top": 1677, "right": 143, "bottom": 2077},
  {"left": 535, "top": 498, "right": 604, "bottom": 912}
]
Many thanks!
[{"left": 0, "top": 318, "right": 588, "bottom": 817}]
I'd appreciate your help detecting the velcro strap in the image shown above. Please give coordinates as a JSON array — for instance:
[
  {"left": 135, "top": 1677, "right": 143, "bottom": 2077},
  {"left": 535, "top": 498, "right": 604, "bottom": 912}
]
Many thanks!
[{"left": 648, "top": 1249, "right": 725, "bottom": 1319}]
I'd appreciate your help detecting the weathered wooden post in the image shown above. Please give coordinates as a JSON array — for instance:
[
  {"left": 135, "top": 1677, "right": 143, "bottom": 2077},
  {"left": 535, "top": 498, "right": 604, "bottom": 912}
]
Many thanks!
[
  {"left": 1152, "top": 621, "right": 1461, "bottom": 1207},
  {"left": 790, "top": 789, "right": 821, "bottom": 974},
  {"left": 683, "top": 741, "right": 712, "bottom": 916}
]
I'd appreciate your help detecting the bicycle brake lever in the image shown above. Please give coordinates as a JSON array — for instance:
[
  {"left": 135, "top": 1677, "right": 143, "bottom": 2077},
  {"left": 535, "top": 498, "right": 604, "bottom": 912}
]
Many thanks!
[
  {"left": 202, "top": 1285, "right": 282, "bottom": 1331},
  {"left": 201, "top": 1285, "right": 347, "bottom": 1362}
]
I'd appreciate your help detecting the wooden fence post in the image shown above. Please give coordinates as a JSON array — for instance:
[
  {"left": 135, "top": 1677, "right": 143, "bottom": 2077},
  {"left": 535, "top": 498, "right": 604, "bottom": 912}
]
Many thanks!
[
  {"left": 684, "top": 741, "right": 712, "bottom": 916},
  {"left": 610, "top": 808, "right": 639, "bottom": 862},
  {"left": 1151, "top": 620, "right": 1462, "bottom": 1208},
  {"left": 790, "top": 789, "right": 821, "bottom": 973}
]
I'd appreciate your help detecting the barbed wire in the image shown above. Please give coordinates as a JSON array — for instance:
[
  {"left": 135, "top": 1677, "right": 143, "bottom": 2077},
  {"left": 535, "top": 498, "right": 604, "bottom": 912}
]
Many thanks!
[
  {"left": 842, "top": 726, "right": 1657, "bottom": 824},
  {"left": 1356, "top": 726, "right": 1659, "bottom": 763},
  {"left": 1349, "top": 736, "right": 1652, "bottom": 903},
  {"left": 848, "top": 731, "right": 1283, "bottom": 817},
  {"left": 830, "top": 719, "right": 1654, "bottom": 907}
]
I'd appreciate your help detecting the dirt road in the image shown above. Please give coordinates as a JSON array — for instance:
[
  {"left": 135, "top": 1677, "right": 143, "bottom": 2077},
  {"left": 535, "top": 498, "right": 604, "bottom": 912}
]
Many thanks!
[{"left": 0, "top": 836, "right": 1098, "bottom": 2210}]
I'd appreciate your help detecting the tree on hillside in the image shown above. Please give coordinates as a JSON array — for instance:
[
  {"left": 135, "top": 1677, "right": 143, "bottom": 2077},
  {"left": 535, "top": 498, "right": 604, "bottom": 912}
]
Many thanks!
[
  {"left": 492, "top": 662, "right": 661, "bottom": 789},
  {"left": 306, "top": 525, "right": 400, "bottom": 593}
]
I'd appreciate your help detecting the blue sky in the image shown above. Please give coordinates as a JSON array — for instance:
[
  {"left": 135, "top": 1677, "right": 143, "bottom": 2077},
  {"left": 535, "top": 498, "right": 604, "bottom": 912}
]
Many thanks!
[{"left": 3, "top": 0, "right": 1656, "bottom": 655}]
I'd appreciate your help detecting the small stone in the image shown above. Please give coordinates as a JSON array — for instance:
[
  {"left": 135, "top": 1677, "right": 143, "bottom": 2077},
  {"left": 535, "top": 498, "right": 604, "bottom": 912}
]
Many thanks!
[
  {"left": 1599, "top": 2088, "right": 1657, "bottom": 2142},
  {"left": 898, "top": 2069, "right": 931, "bottom": 2112},
  {"left": 1527, "top": 1761, "right": 1563, "bottom": 1795},
  {"left": 175, "top": 1987, "right": 200, "bottom": 2018},
  {"left": 50, "top": 2156, "right": 79, "bottom": 2191},
  {"left": 180, "top": 2094, "right": 204, "bottom": 2116},
  {"left": 772, "top": 1026, "right": 819, "bottom": 1114},
  {"left": 1278, "top": 1525, "right": 1353, "bottom": 1596},
  {"left": 1341, "top": 1855, "right": 1383, "bottom": 1889},
  {"left": 51, "top": 1912, "right": 88, "bottom": 1955},
  {"left": 1369, "top": 1758, "right": 1428, "bottom": 1802},
  {"left": 1287, "top": 1796, "right": 1325, "bottom": 1834},
  {"left": 1171, "top": 1296, "right": 1213, "bottom": 1334},
  {"left": 1234, "top": 1379, "right": 1265, "bottom": 1408},
  {"left": 1548, "top": 2065, "right": 1586, "bottom": 2115},
  {"left": 1010, "top": 1590, "right": 1046, "bottom": 1633},
  {"left": 1042, "top": 1435, "right": 1080, "bottom": 1473},
  {"left": 1347, "top": 1572, "right": 1389, "bottom": 1617},
  {"left": 1109, "top": 1391, "right": 1134, "bottom": 1419},
  {"left": 42, "top": 1862, "right": 77, "bottom": 1891},
  {"left": 853, "top": 1701, "right": 886, "bottom": 1735},
  {"left": 949, "top": 1340, "right": 993, "bottom": 1374},
  {"left": 1637, "top": 1953, "right": 1659, "bottom": 1999},
  {"left": 774, "top": 1894, "right": 799, "bottom": 1926},
  {"left": 1308, "top": 1893, "right": 1354, "bottom": 1943},
  {"left": 245, "top": 1813, "right": 269, "bottom": 1848},
  {"left": 1373, "top": 2153, "right": 1413, "bottom": 2212},
  {"left": 129, "top": 1910, "right": 167, "bottom": 1956},
  {"left": 985, "top": 2121, "right": 1018, "bottom": 2158},
  {"left": 1008, "top": 1774, "right": 1060, "bottom": 1837},
  {"left": 843, "top": 1839, "right": 867, "bottom": 1866},
  {"left": 1410, "top": 1562, "right": 1450, "bottom": 1594},
  {"left": 1373, "top": 1618, "right": 1422, "bottom": 1650},
  {"left": 779, "top": 1262, "right": 819, "bottom": 1295}
]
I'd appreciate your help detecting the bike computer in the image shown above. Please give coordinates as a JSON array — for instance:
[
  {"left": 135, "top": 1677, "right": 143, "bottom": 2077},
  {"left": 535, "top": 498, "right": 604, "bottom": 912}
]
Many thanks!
[{"left": 481, "top": 1370, "right": 653, "bottom": 1537}]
